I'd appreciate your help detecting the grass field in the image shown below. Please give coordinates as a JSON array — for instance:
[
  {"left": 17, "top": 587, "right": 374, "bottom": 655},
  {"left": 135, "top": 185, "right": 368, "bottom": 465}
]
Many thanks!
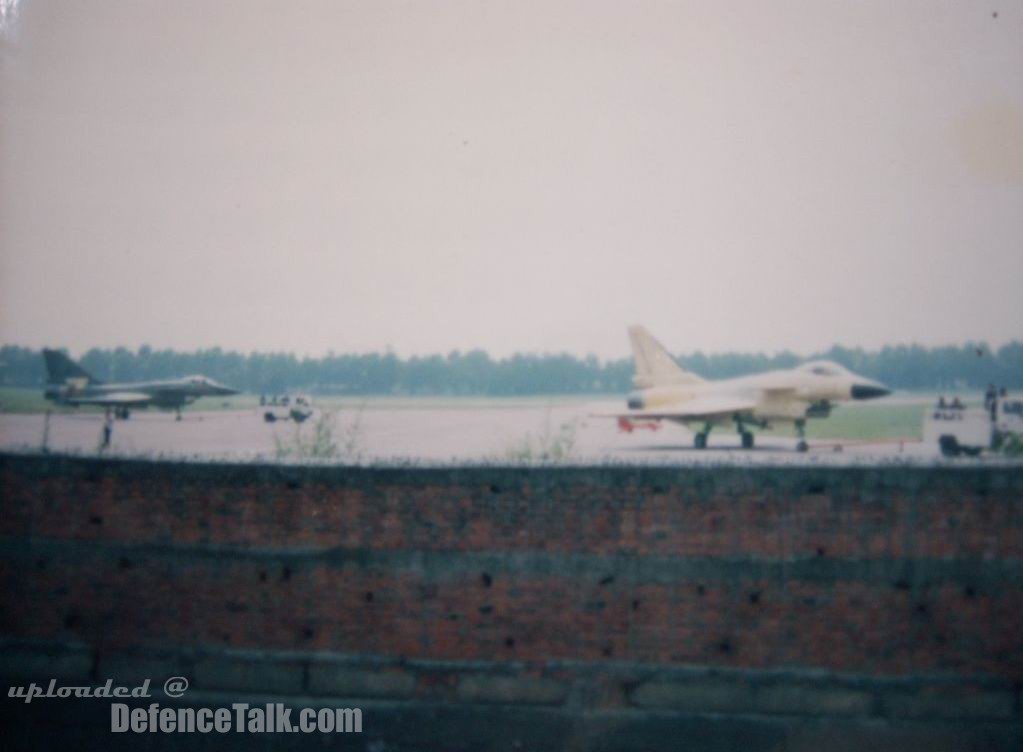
[
  {"left": 761, "top": 402, "right": 924, "bottom": 441},
  {"left": 0, "top": 389, "right": 602, "bottom": 414},
  {"left": 0, "top": 387, "right": 931, "bottom": 441}
]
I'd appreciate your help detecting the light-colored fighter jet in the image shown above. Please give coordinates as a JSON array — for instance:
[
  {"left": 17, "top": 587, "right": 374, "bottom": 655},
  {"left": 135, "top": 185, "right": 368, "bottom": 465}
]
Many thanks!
[
  {"left": 610, "top": 326, "right": 890, "bottom": 451},
  {"left": 43, "top": 349, "right": 239, "bottom": 420}
]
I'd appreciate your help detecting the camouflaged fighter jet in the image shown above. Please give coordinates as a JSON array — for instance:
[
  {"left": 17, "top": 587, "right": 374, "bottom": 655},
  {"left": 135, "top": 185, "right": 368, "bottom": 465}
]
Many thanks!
[
  {"left": 610, "top": 326, "right": 890, "bottom": 451},
  {"left": 43, "top": 349, "right": 238, "bottom": 420}
]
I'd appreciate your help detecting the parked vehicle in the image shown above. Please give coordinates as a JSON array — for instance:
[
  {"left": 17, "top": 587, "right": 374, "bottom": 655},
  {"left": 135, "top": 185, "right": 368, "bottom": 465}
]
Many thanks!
[
  {"left": 263, "top": 394, "right": 315, "bottom": 424},
  {"left": 923, "top": 394, "right": 1023, "bottom": 457}
]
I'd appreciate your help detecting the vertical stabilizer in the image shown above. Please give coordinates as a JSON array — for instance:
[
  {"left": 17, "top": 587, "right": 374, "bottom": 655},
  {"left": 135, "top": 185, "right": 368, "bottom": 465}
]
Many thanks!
[
  {"left": 43, "top": 349, "right": 101, "bottom": 385},
  {"left": 628, "top": 325, "right": 704, "bottom": 389}
]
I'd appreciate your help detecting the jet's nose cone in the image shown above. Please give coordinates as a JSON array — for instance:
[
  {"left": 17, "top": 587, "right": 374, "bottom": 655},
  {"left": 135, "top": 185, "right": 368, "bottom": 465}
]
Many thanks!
[{"left": 851, "top": 382, "right": 891, "bottom": 400}]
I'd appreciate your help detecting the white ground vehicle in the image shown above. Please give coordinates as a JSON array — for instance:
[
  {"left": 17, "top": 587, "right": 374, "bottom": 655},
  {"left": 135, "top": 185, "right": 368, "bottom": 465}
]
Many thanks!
[
  {"left": 923, "top": 396, "right": 1023, "bottom": 457},
  {"left": 262, "top": 394, "right": 315, "bottom": 424}
]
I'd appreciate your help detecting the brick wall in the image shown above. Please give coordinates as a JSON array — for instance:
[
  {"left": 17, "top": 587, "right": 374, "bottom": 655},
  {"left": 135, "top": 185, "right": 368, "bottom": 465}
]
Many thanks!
[{"left": 1, "top": 453, "right": 1021, "bottom": 750}]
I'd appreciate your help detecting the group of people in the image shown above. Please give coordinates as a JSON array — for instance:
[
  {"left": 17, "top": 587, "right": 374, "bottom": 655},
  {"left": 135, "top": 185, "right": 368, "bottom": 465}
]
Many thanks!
[{"left": 936, "top": 385, "right": 1010, "bottom": 421}]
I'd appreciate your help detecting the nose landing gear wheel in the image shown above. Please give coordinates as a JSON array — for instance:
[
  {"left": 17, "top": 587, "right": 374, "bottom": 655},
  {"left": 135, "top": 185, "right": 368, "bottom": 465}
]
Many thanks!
[
  {"left": 694, "top": 432, "right": 708, "bottom": 449},
  {"left": 741, "top": 431, "right": 754, "bottom": 449},
  {"left": 796, "top": 440, "right": 808, "bottom": 452}
]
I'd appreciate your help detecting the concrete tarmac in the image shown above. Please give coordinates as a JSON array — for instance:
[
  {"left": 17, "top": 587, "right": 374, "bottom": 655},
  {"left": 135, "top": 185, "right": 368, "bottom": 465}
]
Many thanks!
[{"left": 0, "top": 400, "right": 1000, "bottom": 466}]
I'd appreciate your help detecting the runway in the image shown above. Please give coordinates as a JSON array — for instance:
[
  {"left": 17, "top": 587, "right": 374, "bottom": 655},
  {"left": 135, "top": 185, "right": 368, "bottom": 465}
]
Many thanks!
[{"left": 0, "top": 399, "right": 997, "bottom": 466}]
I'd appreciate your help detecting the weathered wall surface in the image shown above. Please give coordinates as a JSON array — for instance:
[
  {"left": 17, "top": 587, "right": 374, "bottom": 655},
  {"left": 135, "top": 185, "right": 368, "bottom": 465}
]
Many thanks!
[{"left": 1, "top": 453, "right": 1021, "bottom": 750}]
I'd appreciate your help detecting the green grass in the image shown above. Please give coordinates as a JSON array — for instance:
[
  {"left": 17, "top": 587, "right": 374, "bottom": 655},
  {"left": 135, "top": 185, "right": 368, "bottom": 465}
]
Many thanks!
[
  {"left": 0, "top": 389, "right": 604, "bottom": 414},
  {"left": 761, "top": 402, "right": 925, "bottom": 441},
  {"left": 0, "top": 388, "right": 66, "bottom": 413}
]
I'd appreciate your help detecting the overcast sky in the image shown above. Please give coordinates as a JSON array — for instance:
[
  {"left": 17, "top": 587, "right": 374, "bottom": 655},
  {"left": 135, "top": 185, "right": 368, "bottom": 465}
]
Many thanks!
[{"left": 1, "top": 0, "right": 1020, "bottom": 359}]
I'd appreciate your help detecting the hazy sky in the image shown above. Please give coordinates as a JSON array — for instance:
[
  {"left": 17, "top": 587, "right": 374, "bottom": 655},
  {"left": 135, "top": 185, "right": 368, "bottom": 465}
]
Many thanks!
[{"left": 1, "top": 0, "right": 1021, "bottom": 359}]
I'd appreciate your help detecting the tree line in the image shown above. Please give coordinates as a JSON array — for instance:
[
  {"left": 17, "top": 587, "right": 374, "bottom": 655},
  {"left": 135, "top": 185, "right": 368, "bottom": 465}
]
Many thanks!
[{"left": 1, "top": 341, "right": 1020, "bottom": 395}]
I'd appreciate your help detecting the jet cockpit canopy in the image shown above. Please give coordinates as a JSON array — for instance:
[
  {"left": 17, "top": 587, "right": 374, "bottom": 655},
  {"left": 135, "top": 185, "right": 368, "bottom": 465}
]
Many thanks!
[{"left": 796, "top": 360, "right": 853, "bottom": 378}]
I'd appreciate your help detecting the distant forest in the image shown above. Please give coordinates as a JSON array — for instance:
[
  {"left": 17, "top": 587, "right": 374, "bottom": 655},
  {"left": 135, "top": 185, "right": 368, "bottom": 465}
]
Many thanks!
[{"left": 1, "top": 342, "right": 1021, "bottom": 395}]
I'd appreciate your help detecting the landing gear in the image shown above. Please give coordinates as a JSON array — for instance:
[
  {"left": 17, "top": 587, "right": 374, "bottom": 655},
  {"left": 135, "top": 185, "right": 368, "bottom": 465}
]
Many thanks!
[
  {"left": 795, "top": 419, "right": 808, "bottom": 453},
  {"left": 115, "top": 407, "right": 131, "bottom": 420},
  {"left": 694, "top": 432, "right": 708, "bottom": 449},
  {"left": 733, "top": 416, "right": 754, "bottom": 449},
  {"left": 176, "top": 408, "right": 182, "bottom": 421}
]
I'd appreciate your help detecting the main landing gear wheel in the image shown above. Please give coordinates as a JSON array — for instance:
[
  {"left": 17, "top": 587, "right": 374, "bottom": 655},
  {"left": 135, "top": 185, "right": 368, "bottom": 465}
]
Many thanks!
[
  {"left": 694, "top": 432, "right": 708, "bottom": 449},
  {"left": 795, "top": 419, "right": 808, "bottom": 452},
  {"left": 741, "top": 431, "right": 754, "bottom": 449}
]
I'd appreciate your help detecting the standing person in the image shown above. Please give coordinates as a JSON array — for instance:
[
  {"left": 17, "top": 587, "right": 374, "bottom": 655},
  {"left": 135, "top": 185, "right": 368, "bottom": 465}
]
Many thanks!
[
  {"left": 985, "top": 383, "right": 997, "bottom": 412},
  {"left": 996, "top": 387, "right": 1008, "bottom": 419},
  {"left": 101, "top": 412, "right": 113, "bottom": 450}
]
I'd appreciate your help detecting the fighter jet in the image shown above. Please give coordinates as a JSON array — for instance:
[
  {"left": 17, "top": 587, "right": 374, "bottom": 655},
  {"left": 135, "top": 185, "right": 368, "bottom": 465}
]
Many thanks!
[
  {"left": 610, "top": 326, "right": 890, "bottom": 451},
  {"left": 42, "top": 349, "right": 239, "bottom": 420}
]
